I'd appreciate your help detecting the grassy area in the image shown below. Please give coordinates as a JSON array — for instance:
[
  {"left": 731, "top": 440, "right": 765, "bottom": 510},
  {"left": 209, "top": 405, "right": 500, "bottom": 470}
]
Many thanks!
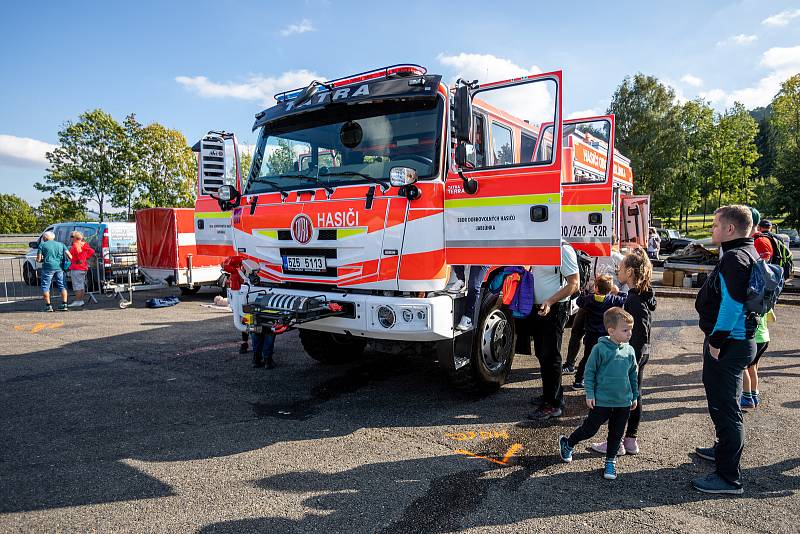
[{"left": 666, "top": 214, "right": 787, "bottom": 239}]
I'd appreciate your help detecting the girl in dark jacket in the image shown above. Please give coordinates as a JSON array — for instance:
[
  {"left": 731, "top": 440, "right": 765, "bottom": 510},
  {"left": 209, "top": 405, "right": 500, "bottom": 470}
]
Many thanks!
[{"left": 591, "top": 248, "right": 656, "bottom": 456}]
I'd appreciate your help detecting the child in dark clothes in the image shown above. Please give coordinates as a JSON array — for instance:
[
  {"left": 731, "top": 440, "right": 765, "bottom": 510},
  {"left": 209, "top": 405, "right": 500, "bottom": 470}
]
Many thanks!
[{"left": 573, "top": 274, "right": 627, "bottom": 389}]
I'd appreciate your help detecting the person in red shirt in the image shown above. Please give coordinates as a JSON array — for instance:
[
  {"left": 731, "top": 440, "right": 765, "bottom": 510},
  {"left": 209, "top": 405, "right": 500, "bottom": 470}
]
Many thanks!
[
  {"left": 68, "top": 231, "right": 96, "bottom": 307},
  {"left": 753, "top": 219, "right": 774, "bottom": 261}
]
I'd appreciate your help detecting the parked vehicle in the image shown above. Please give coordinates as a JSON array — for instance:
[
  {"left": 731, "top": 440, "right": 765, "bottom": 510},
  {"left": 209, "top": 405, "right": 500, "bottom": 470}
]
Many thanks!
[
  {"left": 783, "top": 228, "right": 800, "bottom": 248},
  {"left": 656, "top": 228, "right": 692, "bottom": 254},
  {"left": 193, "top": 64, "right": 641, "bottom": 393},
  {"left": 137, "top": 208, "right": 226, "bottom": 294},
  {"left": 24, "top": 221, "right": 137, "bottom": 288}
]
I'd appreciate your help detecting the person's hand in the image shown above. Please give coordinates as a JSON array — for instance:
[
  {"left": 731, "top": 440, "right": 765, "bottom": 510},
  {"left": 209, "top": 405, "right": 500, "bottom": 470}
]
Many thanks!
[
  {"left": 611, "top": 284, "right": 620, "bottom": 294},
  {"left": 586, "top": 398, "right": 595, "bottom": 409},
  {"left": 630, "top": 400, "right": 638, "bottom": 411},
  {"left": 538, "top": 299, "right": 552, "bottom": 316},
  {"left": 709, "top": 346, "right": 720, "bottom": 360}
]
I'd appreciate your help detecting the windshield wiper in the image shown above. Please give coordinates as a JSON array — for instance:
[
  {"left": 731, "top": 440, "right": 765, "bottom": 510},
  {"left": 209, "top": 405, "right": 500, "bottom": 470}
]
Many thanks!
[
  {"left": 247, "top": 177, "right": 289, "bottom": 200},
  {"left": 277, "top": 174, "right": 335, "bottom": 196},
  {"left": 318, "top": 170, "right": 390, "bottom": 193}
]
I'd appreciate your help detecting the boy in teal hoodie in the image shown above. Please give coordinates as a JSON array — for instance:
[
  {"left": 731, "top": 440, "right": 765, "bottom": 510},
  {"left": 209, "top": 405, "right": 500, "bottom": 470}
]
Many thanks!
[{"left": 558, "top": 307, "right": 639, "bottom": 480}]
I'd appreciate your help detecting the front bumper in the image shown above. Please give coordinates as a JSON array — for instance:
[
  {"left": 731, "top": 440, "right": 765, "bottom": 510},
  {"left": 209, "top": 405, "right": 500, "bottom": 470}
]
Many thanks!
[{"left": 229, "top": 286, "right": 455, "bottom": 341}]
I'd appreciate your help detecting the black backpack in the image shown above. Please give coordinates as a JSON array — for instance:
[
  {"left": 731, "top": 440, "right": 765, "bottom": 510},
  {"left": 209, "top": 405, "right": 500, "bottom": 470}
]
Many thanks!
[
  {"left": 756, "top": 232, "right": 794, "bottom": 280},
  {"left": 559, "top": 244, "right": 592, "bottom": 297}
]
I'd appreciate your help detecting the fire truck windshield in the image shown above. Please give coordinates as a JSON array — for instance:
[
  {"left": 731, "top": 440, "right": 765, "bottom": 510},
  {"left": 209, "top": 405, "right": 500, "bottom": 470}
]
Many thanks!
[{"left": 245, "top": 98, "right": 443, "bottom": 195}]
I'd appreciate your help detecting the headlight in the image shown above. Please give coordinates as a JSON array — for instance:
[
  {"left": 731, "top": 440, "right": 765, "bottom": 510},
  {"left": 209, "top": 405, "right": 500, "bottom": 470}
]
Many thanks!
[
  {"left": 402, "top": 309, "right": 414, "bottom": 322},
  {"left": 377, "top": 305, "right": 396, "bottom": 328}
]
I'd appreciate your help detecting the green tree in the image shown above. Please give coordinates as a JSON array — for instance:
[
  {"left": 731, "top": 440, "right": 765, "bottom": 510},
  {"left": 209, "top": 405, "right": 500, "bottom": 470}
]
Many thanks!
[
  {"left": 35, "top": 193, "right": 88, "bottom": 229},
  {"left": 132, "top": 122, "right": 197, "bottom": 209},
  {"left": 0, "top": 194, "right": 38, "bottom": 233},
  {"left": 773, "top": 74, "right": 800, "bottom": 226},
  {"left": 676, "top": 99, "right": 714, "bottom": 231},
  {"left": 609, "top": 74, "right": 685, "bottom": 220},
  {"left": 37, "top": 109, "right": 127, "bottom": 221}
]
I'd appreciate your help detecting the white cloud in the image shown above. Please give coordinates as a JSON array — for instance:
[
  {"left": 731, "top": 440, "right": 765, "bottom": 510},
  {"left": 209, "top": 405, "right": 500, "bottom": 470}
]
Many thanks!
[
  {"left": 567, "top": 109, "right": 599, "bottom": 120},
  {"left": 680, "top": 74, "right": 704, "bottom": 87},
  {"left": 280, "top": 19, "right": 315, "bottom": 36},
  {"left": 716, "top": 34, "right": 758, "bottom": 47},
  {"left": 176, "top": 69, "right": 323, "bottom": 106},
  {"left": 699, "top": 45, "right": 800, "bottom": 108},
  {"left": 437, "top": 53, "right": 554, "bottom": 126},
  {"left": 0, "top": 134, "right": 56, "bottom": 169},
  {"left": 762, "top": 9, "right": 800, "bottom": 27}
]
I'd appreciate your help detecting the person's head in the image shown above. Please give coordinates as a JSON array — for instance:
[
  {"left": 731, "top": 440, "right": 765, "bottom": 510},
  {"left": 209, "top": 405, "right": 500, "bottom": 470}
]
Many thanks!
[
  {"left": 604, "top": 307, "right": 634, "bottom": 344},
  {"left": 42, "top": 231, "right": 55, "bottom": 241},
  {"left": 618, "top": 248, "right": 653, "bottom": 293},
  {"left": 749, "top": 207, "right": 761, "bottom": 229},
  {"left": 594, "top": 274, "right": 614, "bottom": 296},
  {"left": 757, "top": 219, "right": 772, "bottom": 233},
  {"left": 712, "top": 205, "right": 753, "bottom": 245},
  {"left": 70, "top": 230, "right": 84, "bottom": 243},
  {"left": 649, "top": 228, "right": 655, "bottom": 235}
]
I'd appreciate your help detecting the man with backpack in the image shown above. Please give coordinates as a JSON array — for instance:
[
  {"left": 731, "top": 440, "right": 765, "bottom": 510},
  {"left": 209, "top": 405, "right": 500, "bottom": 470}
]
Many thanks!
[{"left": 693, "top": 205, "right": 761, "bottom": 495}]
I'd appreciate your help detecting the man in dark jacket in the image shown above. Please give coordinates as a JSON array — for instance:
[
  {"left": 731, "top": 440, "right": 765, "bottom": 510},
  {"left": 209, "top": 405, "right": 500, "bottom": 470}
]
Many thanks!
[{"left": 693, "top": 205, "right": 758, "bottom": 495}]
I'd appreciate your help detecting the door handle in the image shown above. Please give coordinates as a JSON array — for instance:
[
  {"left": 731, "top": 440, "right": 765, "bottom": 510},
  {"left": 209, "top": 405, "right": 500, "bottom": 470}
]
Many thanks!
[{"left": 530, "top": 205, "right": 548, "bottom": 222}]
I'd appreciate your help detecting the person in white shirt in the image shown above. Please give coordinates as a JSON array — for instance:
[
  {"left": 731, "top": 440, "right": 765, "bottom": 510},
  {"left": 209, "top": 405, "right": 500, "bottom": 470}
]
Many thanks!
[
  {"left": 647, "top": 228, "right": 661, "bottom": 259},
  {"left": 524, "top": 243, "right": 580, "bottom": 420}
]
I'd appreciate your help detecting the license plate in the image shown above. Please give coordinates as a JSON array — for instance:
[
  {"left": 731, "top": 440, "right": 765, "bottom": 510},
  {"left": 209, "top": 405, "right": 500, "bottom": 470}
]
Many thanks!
[{"left": 283, "top": 256, "right": 327, "bottom": 272}]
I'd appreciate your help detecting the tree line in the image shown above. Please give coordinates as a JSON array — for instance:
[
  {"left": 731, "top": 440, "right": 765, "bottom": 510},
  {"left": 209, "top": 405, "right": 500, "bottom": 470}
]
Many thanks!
[
  {"left": 609, "top": 73, "right": 800, "bottom": 229},
  {"left": 3, "top": 72, "right": 799, "bottom": 234}
]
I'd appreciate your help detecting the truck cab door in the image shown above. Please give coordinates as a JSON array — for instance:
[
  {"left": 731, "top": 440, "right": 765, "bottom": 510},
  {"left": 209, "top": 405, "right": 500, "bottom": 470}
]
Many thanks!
[
  {"left": 620, "top": 195, "right": 650, "bottom": 248},
  {"left": 193, "top": 132, "right": 242, "bottom": 256},
  {"left": 445, "top": 71, "right": 563, "bottom": 266},
  {"left": 560, "top": 115, "right": 615, "bottom": 256}
]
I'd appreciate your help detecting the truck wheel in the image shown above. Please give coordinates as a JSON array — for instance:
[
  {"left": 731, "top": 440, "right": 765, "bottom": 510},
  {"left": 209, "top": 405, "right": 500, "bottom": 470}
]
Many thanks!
[
  {"left": 180, "top": 285, "right": 201, "bottom": 295},
  {"left": 299, "top": 329, "right": 367, "bottom": 364},
  {"left": 448, "top": 291, "right": 516, "bottom": 394}
]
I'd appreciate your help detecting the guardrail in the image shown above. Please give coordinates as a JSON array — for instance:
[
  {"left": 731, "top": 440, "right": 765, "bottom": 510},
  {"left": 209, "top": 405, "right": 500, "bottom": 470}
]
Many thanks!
[{"left": 0, "top": 234, "right": 38, "bottom": 245}]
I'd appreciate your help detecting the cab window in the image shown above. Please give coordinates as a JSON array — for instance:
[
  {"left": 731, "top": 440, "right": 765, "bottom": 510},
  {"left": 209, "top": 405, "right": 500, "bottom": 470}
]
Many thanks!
[
  {"left": 520, "top": 132, "right": 536, "bottom": 163},
  {"left": 491, "top": 123, "right": 513, "bottom": 165}
]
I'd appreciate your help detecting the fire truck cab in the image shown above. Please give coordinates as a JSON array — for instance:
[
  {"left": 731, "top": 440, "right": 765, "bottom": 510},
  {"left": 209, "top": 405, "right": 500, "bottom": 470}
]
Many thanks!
[{"left": 194, "top": 64, "right": 623, "bottom": 392}]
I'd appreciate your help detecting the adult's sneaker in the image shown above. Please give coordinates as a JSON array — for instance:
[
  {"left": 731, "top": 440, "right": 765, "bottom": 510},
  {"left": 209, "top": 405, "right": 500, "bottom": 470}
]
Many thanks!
[
  {"left": 43, "top": 304, "right": 54, "bottom": 312},
  {"left": 527, "top": 405, "right": 563, "bottom": 420},
  {"left": 572, "top": 380, "right": 585, "bottom": 390},
  {"left": 456, "top": 316, "right": 473, "bottom": 331},
  {"left": 58, "top": 303, "right": 69, "bottom": 311},
  {"left": 445, "top": 279, "right": 465, "bottom": 294},
  {"left": 695, "top": 446, "right": 716, "bottom": 461},
  {"left": 692, "top": 473, "right": 743, "bottom": 495},
  {"left": 562, "top": 364, "right": 576, "bottom": 374},
  {"left": 603, "top": 459, "right": 617, "bottom": 480},
  {"left": 590, "top": 441, "right": 626, "bottom": 456},
  {"left": 558, "top": 436, "right": 574, "bottom": 463},
  {"left": 68, "top": 300, "right": 85, "bottom": 308}
]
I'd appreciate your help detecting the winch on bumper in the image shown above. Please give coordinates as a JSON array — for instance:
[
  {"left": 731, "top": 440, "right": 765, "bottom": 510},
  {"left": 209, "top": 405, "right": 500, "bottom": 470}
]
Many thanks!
[{"left": 231, "top": 287, "right": 455, "bottom": 341}]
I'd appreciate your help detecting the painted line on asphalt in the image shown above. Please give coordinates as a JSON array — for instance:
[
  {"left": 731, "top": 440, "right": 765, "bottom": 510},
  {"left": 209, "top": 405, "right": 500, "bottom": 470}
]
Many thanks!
[
  {"left": 13, "top": 322, "right": 64, "bottom": 334},
  {"left": 454, "top": 443, "right": 523, "bottom": 466}
]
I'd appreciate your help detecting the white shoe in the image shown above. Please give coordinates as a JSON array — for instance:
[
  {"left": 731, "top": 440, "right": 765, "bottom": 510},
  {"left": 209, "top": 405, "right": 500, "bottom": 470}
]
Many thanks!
[
  {"left": 456, "top": 316, "right": 473, "bottom": 331},
  {"left": 68, "top": 300, "right": 84, "bottom": 308},
  {"left": 590, "top": 440, "right": 626, "bottom": 456},
  {"left": 446, "top": 279, "right": 465, "bottom": 294}
]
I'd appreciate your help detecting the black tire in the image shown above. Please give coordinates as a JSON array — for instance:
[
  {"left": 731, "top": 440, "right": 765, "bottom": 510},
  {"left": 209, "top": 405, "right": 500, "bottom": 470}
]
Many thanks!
[
  {"left": 299, "top": 329, "right": 367, "bottom": 364},
  {"left": 180, "top": 285, "right": 201, "bottom": 295},
  {"left": 23, "top": 263, "right": 38, "bottom": 286},
  {"left": 448, "top": 291, "right": 516, "bottom": 394}
]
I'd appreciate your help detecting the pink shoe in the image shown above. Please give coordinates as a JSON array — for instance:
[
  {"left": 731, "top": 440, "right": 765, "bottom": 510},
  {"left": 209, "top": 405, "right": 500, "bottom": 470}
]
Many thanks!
[
  {"left": 623, "top": 437, "right": 640, "bottom": 455},
  {"left": 590, "top": 441, "right": 625, "bottom": 456}
]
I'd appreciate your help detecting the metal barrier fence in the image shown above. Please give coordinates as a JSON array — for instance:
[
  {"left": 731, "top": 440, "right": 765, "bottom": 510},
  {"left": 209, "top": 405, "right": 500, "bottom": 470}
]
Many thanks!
[{"left": 0, "top": 251, "right": 165, "bottom": 308}]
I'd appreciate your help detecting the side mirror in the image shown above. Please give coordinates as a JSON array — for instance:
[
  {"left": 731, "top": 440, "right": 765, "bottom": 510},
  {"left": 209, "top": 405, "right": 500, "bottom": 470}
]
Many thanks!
[
  {"left": 211, "top": 184, "right": 241, "bottom": 211},
  {"left": 28, "top": 241, "right": 38, "bottom": 249},
  {"left": 453, "top": 84, "right": 473, "bottom": 143},
  {"left": 454, "top": 145, "right": 478, "bottom": 195}
]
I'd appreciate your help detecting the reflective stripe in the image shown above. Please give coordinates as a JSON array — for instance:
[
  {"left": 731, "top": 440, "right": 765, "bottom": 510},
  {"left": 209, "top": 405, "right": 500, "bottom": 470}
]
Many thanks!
[
  {"left": 562, "top": 204, "right": 612, "bottom": 213},
  {"left": 336, "top": 227, "right": 368, "bottom": 239},
  {"left": 194, "top": 212, "right": 231, "bottom": 219},
  {"left": 444, "top": 193, "right": 559, "bottom": 209},
  {"left": 255, "top": 230, "right": 279, "bottom": 239},
  {"left": 564, "top": 236, "right": 612, "bottom": 243},
  {"left": 446, "top": 238, "right": 562, "bottom": 248}
]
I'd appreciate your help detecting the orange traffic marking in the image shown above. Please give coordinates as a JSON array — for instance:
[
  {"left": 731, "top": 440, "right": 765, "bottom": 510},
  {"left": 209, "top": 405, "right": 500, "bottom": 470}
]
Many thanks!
[
  {"left": 14, "top": 322, "right": 64, "bottom": 334},
  {"left": 454, "top": 443, "right": 523, "bottom": 466}
]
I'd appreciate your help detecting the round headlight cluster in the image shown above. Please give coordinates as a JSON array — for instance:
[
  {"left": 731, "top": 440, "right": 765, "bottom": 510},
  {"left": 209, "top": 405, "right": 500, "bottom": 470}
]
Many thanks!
[
  {"left": 377, "top": 305, "right": 396, "bottom": 328},
  {"left": 402, "top": 309, "right": 414, "bottom": 322}
]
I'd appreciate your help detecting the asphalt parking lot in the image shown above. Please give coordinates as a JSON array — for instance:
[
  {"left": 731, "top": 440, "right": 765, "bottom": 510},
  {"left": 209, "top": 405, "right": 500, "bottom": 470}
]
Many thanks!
[{"left": 1, "top": 290, "right": 799, "bottom": 533}]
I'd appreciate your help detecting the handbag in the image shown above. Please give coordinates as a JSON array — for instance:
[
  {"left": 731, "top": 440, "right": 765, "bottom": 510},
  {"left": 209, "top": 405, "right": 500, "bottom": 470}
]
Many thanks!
[{"left": 61, "top": 244, "right": 71, "bottom": 271}]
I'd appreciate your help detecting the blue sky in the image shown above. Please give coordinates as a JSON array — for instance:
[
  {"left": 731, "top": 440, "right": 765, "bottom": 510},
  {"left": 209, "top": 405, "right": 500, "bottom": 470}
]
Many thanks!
[{"left": 2, "top": 0, "right": 799, "bottom": 206}]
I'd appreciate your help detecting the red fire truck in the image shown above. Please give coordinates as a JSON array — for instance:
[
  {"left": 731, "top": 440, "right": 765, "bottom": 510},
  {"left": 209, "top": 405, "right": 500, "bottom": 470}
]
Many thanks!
[{"left": 193, "top": 64, "right": 633, "bottom": 392}]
